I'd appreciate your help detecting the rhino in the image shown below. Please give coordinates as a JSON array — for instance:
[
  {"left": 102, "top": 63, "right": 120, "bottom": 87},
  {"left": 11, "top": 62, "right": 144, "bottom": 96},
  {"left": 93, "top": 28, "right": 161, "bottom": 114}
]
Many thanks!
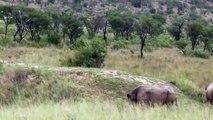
[
  {"left": 127, "top": 85, "right": 177, "bottom": 106},
  {"left": 205, "top": 83, "right": 213, "bottom": 104}
]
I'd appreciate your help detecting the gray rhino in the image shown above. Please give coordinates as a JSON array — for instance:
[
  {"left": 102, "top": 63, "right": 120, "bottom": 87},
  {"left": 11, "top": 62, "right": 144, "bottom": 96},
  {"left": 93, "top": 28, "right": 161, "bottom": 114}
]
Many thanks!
[
  {"left": 127, "top": 85, "right": 177, "bottom": 106},
  {"left": 205, "top": 83, "right": 213, "bottom": 104}
]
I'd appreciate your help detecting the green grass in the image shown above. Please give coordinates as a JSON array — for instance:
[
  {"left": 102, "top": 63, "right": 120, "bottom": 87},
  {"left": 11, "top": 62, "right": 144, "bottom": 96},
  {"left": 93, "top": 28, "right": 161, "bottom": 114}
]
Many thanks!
[
  {"left": 0, "top": 67, "right": 140, "bottom": 105},
  {"left": 0, "top": 43, "right": 213, "bottom": 119},
  {"left": 105, "top": 47, "right": 213, "bottom": 102},
  {"left": 0, "top": 99, "right": 212, "bottom": 120}
]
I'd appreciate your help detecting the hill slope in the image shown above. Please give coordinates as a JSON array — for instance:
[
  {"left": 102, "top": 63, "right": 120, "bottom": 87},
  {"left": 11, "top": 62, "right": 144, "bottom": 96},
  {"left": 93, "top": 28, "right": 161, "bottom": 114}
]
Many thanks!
[{"left": 0, "top": 0, "right": 213, "bottom": 22}]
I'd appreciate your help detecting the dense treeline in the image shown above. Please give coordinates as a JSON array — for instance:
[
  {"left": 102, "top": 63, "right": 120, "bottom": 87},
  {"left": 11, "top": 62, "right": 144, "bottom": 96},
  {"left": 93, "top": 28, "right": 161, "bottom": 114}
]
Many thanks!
[{"left": 0, "top": 5, "right": 213, "bottom": 66}]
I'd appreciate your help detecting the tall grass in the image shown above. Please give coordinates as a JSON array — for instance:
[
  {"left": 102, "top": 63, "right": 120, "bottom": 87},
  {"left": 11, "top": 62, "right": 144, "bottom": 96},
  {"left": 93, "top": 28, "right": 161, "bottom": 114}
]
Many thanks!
[
  {"left": 105, "top": 47, "right": 213, "bottom": 101},
  {"left": 0, "top": 99, "right": 212, "bottom": 120},
  {"left": 0, "top": 68, "right": 139, "bottom": 105},
  {"left": 0, "top": 47, "right": 70, "bottom": 66},
  {"left": 105, "top": 47, "right": 213, "bottom": 87}
]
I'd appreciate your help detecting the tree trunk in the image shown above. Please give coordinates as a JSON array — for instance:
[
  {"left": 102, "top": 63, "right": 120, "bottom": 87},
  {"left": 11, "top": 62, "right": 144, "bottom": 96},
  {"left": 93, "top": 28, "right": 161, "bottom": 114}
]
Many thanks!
[
  {"left": 19, "top": 34, "right": 23, "bottom": 42},
  {"left": 191, "top": 39, "right": 196, "bottom": 51},
  {"left": 176, "top": 22, "right": 184, "bottom": 41},
  {"left": 5, "top": 23, "right": 8, "bottom": 36},
  {"left": 203, "top": 44, "right": 207, "bottom": 51},
  {"left": 126, "top": 31, "right": 129, "bottom": 40},
  {"left": 140, "top": 35, "right": 146, "bottom": 58},
  {"left": 3, "top": 19, "right": 8, "bottom": 36},
  {"left": 13, "top": 30, "right": 18, "bottom": 40},
  {"left": 103, "top": 19, "right": 108, "bottom": 45}
]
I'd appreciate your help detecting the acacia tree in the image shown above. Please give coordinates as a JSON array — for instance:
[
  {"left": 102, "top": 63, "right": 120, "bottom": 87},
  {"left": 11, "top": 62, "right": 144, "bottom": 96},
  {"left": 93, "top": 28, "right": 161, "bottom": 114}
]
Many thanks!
[
  {"left": 25, "top": 10, "right": 51, "bottom": 41},
  {"left": 82, "top": 14, "right": 105, "bottom": 38},
  {"left": 61, "top": 14, "right": 83, "bottom": 44},
  {"left": 12, "top": 6, "right": 51, "bottom": 42},
  {"left": 0, "top": 5, "right": 13, "bottom": 36},
  {"left": 200, "top": 26, "right": 213, "bottom": 53},
  {"left": 130, "top": 0, "right": 142, "bottom": 8},
  {"left": 44, "top": 6, "right": 61, "bottom": 32},
  {"left": 136, "top": 16, "right": 163, "bottom": 57},
  {"left": 168, "top": 15, "right": 187, "bottom": 41},
  {"left": 12, "top": 7, "right": 32, "bottom": 42},
  {"left": 186, "top": 21, "right": 204, "bottom": 50},
  {"left": 108, "top": 9, "right": 134, "bottom": 40}
]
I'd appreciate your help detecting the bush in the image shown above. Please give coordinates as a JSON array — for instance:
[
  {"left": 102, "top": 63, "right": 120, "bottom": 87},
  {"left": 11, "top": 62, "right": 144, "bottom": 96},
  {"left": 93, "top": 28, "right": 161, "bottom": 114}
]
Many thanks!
[
  {"left": 184, "top": 49, "right": 210, "bottom": 59},
  {"left": 62, "top": 40, "right": 107, "bottom": 68},
  {"left": 111, "top": 41, "right": 128, "bottom": 50},
  {"left": 47, "top": 31, "right": 61, "bottom": 45},
  {"left": 0, "top": 37, "right": 18, "bottom": 47},
  {"left": 191, "top": 50, "right": 210, "bottom": 59},
  {"left": 75, "top": 39, "right": 87, "bottom": 48},
  {"left": 147, "top": 34, "right": 175, "bottom": 48}
]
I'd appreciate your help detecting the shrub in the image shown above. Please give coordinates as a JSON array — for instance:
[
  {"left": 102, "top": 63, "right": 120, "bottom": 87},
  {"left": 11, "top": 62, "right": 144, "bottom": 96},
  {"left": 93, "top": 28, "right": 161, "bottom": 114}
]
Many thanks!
[
  {"left": 47, "top": 31, "right": 61, "bottom": 45},
  {"left": 0, "top": 37, "right": 18, "bottom": 47},
  {"left": 184, "top": 49, "right": 210, "bottom": 59},
  {"left": 148, "top": 34, "right": 175, "bottom": 48},
  {"left": 111, "top": 41, "right": 128, "bottom": 50},
  {"left": 75, "top": 39, "right": 87, "bottom": 48},
  {"left": 62, "top": 40, "right": 107, "bottom": 68},
  {"left": 191, "top": 50, "right": 210, "bottom": 59}
]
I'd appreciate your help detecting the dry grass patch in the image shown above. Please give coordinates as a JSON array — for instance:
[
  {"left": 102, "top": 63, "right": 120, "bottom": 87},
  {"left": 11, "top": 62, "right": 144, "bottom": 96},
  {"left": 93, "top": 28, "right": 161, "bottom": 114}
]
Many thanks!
[{"left": 0, "top": 47, "right": 70, "bottom": 66}]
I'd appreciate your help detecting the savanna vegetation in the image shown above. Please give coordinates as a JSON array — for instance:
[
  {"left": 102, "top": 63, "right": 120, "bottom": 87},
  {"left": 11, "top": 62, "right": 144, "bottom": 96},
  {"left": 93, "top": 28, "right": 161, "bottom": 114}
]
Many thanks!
[{"left": 0, "top": 0, "right": 213, "bottom": 119}]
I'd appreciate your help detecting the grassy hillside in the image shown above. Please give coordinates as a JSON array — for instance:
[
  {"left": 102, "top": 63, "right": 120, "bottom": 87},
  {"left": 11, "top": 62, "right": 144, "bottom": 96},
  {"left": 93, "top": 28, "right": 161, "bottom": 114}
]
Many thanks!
[
  {"left": 0, "top": 0, "right": 212, "bottom": 22},
  {"left": 0, "top": 59, "right": 213, "bottom": 120},
  {"left": 0, "top": 44, "right": 213, "bottom": 119}
]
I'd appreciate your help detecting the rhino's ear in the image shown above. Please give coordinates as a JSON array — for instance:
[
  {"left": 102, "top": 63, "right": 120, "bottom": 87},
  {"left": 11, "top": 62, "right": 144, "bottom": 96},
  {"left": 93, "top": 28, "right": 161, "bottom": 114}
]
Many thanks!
[{"left": 127, "top": 94, "right": 130, "bottom": 98}]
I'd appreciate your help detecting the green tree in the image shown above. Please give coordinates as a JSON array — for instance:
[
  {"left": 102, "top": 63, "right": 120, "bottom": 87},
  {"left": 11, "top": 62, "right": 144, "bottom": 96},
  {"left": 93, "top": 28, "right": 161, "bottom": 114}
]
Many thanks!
[
  {"left": 136, "top": 16, "right": 163, "bottom": 57},
  {"left": 168, "top": 15, "right": 188, "bottom": 41},
  {"left": 152, "top": 14, "right": 166, "bottom": 24},
  {"left": 44, "top": 6, "right": 61, "bottom": 32},
  {"left": 168, "top": 22, "right": 184, "bottom": 41},
  {"left": 48, "top": 0, "right": 55, "bottom": 4},
  {"left": 12, "top": 6, "right": 32, "bottom": 42},
  {"left": 108, "top": 9, "right": 134, "bottom": 40},
  {"left": 61, "top": 15, "right": 83, "bottom": 44},
  {"left": 0, "top": 5, "right": 13, "bottom": 36},
  {"left": 26, "top": 10, "right": 51, "bottom": 41},
  {"left": 200, "top": 26, "right": 213, "bottom": 53},
  {"left": 186, "top": 21, "right": 204, "bottom": 50},
  {"left": 82, "top": 14, "right": 105, "bottom": 39},
  {"left": 35, "top": 0, "right": 42, "bottom": 4},
  {"left": 130, "top": 0, "right": 142, "bottom": 8}
]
